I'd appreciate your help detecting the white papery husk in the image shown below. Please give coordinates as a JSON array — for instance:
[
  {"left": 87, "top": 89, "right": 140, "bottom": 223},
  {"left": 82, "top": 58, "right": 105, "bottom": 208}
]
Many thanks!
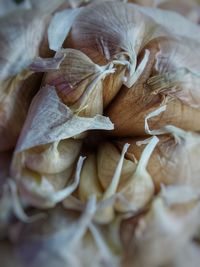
[
  {"left": 125, "top": 185, "right": 200, "bottom": 267},
  {"left": 0, "top": 9, "right": 47, "bottom": 81},
  {"left": 143, "top": 108, "right": 200, "bottom": 189},
  {"left": 0, "top": 70, "right": 43, "bottom": 151},
  {"left": 65, "top": 2, "right": 164, "bottom": 85},
  {"left": 117, "top": 129, "right": 200, "bottom": 191},
  {"left": 63, "top": 1, "right": 200, "bottom": 82},
  {"left": 147, "top": 37, "right": 200, "bottom": 109},
  {"left": 10, "top": 85, "right": 113, "bottom": 208},
  {"left": 106, "top": 34, "right": 200, "bottom": 137}
]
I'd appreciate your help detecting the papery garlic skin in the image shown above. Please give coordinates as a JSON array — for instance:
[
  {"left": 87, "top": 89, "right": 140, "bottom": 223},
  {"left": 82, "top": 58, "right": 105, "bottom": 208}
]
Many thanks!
[
  {"left": 127, "top": 188, "right": 200, "bottom": 267},
  {"left": 0, "top": 10, "right": 46, "bottom": 81},
  {"left": 43, "top": 49, "right": 117, "bottom": 116},
  {"left": 0, "top": 71, "right": 42, "bottom": 151},
  {"left": 118, "top": 129, "right": 200, "bottom": 192},
  {"left": 10, "top": 85, "right": 113, "bottom": 208},
  {"left": 106, "top": 37, "right": 200, "bottom": 136}
]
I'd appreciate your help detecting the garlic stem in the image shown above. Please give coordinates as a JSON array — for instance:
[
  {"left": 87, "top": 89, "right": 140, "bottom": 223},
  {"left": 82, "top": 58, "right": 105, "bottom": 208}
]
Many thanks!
[{"left": 145, "top": 104, "right": 187, "bottom": 140}]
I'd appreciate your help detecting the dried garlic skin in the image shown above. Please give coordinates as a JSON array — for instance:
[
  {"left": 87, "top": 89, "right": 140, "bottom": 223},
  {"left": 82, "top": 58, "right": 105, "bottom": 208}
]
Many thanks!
[
  {"left": 44, "top": 49, "right": 101, "bottom": 105},
  {"left": 9, "top": 204, "right": 119, "bottom": 267},
  {"left": 0, "top": 0, "right": 71, "bottom": 151},
  {"left": 65, "top": 2, "right": 156, "bottom": 63},
  {"left": 0, "top": 71, "right": 42, "bottom": 151},
  {"left": 43, "top": 49, "right": 120, "bottom": 116},
  {"left": 106, "top": 37, "right": 200, "bottom": 136},
  {"left": 0, "top": 10, "right": 46, "bottom": 80},
  {"left": 11, "top": 86, "right": 113, "bottom": 208},
  {"left": 64, "top": 1, "right": 164, "bottom": 94},
  {"left": 125, "top": 189, "right": 200, "bottom": 267}
]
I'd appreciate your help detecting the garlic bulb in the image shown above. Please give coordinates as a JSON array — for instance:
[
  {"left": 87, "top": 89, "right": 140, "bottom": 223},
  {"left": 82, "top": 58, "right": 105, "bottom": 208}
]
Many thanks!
[
  {"left": 107, "top": 37, "right": 200, "bottom": 136},
  {"left": 78, "top": 154, "right": 103, "bottom": 201}
]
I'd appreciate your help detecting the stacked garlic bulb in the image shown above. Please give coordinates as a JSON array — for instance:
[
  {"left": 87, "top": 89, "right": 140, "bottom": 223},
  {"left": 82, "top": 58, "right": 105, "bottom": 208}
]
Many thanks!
[{"left": 1, "top": 1, "right": 200, "bottom": 267}]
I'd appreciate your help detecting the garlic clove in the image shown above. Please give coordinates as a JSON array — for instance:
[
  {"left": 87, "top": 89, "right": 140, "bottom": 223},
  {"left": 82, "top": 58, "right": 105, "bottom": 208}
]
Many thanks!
[
  {"left": 117, "top": 127, "right": 200, "bottom": 192},
  {"left": 42, "top": 49, "right": 116, "bottom": 116},
  {"left": 97, "top": 142, "right": 136, "bottom": 190},
  {"left": 70, "top": 76, "right": 104, "bottom": 117},
  {"left": 78, "top": 154, "right": 103, "bottom": 202},
  {"left": 24, "top": 138, "right": 82, "bottom": 174},
  {"left": 147, "top": 37, "right": 200, "bottom": 109},
  {"left": 103, "top": 64, "right": 127, "bottom": 108},
  {"left": 65, "top": 1, "right": 163, "bottom": 83},
  {"left": 117, "top": 135, "right": 171, "bottom": 192},
  {"left": 94, "top": 143, "right": 130, "bottom": 224},
  {"left": 129, "top": 191, "right": 200, "bottom": 267},
  {"left": 106, "top": 38, "right": 200, "bottom": 136},
  {"left": 93, "top": 201, "right": 115, "bottom": 225},
  {"left": 114, "top": 136, "right": 158, "bottom": 213},
  {"left": 15, "top": 156, "right": 84, "bottom": 208}
]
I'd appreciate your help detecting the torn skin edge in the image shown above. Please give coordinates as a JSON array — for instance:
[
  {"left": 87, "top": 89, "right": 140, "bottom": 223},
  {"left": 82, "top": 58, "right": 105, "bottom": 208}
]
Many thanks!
[
  {"left": 48, "top": 8, "right": 83, "bottom": 52},
  {"left": 144, "top": 104, "right": 187, "bottom": 141},
  {"left": 29, "top": 53, "right": 66, "bottom": 72}
]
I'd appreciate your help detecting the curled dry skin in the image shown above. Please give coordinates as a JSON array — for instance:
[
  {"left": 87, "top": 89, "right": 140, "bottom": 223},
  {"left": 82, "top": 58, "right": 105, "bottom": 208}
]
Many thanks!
[
  {"left": 0, "top": 71, "right": 42, "bottom": 151},
  {"left": 0, "top": 1, "right": 71, "bottom": 152},
  {"left": 106, "top": 37, "right": 200, "bottom": 136}
]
